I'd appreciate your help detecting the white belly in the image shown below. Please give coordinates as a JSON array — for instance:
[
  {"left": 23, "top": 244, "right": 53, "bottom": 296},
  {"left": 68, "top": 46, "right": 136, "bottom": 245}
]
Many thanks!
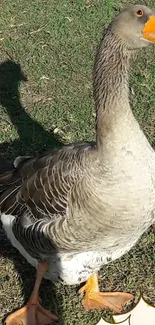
[{"left": 1, "top": 213, "right": 140, "bottom": 285}]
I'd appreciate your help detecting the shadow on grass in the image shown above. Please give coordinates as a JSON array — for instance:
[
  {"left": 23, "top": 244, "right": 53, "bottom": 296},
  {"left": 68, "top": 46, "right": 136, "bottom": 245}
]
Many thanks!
[
  {"left": 0, "top": 60, "right": 63, "bottom": 171},
  {"left": 0, "top": 60, "right": 64, "bottom": 324}
]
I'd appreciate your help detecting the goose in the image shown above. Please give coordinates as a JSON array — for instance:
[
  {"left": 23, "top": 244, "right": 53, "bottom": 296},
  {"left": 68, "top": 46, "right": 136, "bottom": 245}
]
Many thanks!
[{"left": 1, "top": 4, "right": 155, "bottom": 325}]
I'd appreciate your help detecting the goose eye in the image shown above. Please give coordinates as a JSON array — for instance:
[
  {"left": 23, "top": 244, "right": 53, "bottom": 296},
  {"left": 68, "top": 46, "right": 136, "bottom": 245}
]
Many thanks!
[{"left": 136, "top": 9, "right": 144, "bottom": 17}]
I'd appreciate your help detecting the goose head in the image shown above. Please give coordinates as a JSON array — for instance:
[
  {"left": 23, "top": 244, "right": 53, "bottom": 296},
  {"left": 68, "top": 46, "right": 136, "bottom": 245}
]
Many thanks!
[{"left": 110, "top": 4, "right": 155, "bottom": 49}]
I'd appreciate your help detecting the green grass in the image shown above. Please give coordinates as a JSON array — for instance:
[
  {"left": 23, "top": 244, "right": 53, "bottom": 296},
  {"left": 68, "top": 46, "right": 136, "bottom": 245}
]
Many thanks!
[{"left": 0, "top": 0, "right": 155, "bottom": 324}]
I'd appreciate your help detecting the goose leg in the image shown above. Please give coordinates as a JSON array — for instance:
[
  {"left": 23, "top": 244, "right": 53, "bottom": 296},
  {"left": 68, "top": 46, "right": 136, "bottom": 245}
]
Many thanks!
[
  {"left": 79, "top": 273, "right": 133, "bottom": 313},
  {"left": 5, "top": 263, "right": 58, "bottom": 325}
]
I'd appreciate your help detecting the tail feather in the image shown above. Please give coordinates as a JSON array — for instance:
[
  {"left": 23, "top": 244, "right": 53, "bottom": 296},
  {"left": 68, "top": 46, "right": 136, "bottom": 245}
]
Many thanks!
[
  {"left": 0, "top": 155, "right": 33, "bottom": 196},
  {"left": 13, "top": 155, "right": 32, "bottom": 169},
  {"left": 0, "top": 158, "right": 27, "bottom": 212},
  {"left": 0, "top": 170, "right": 14, "bottom": 187},
  {"left": 0, "top": 170, "right": 21, "bottom": 214}
]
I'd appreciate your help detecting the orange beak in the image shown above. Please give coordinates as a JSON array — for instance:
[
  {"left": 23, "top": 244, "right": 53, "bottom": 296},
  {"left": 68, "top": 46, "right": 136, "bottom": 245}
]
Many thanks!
[{"left": 143, "top": 16, "right": 155, "bottom": 43}]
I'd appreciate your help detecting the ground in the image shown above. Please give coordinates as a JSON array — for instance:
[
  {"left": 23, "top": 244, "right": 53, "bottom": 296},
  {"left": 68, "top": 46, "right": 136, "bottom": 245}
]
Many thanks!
[{"left": 0, "top": 0, "right": 155, "bottom": 324}]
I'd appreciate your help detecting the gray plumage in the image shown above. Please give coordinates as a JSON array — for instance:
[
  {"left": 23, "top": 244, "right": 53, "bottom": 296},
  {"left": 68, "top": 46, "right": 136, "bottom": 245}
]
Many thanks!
[{"left": 1, "top": 4, "right": 155, "bottom": 285}]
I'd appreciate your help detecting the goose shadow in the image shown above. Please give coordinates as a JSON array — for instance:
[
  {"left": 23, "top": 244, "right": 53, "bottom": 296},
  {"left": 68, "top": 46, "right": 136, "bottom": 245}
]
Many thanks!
[
  {"left": 0, "top": 60, "right": 63, "bottom": 171},
  {"left": 0, "top": 60, "right": 64, "bottom": 324}
]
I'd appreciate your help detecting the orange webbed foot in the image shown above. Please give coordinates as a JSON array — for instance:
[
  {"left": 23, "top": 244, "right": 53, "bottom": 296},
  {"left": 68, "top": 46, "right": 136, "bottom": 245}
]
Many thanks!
[
  {"left": 81, "top": 291, "right": 133, "bottom": 313},
  {"left": 5, "top": 263, "right": 58, "bottom": 325},
  {"left": 79, "top": 273, "right": 134, "bottom": 313},
  {"left": 5, "top": 303, "right": 58, "bottom": 325}
]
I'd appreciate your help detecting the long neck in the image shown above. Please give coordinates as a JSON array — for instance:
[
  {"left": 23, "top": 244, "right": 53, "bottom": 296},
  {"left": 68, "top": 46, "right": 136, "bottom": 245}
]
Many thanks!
[{"left": 93, "top": 30, "right": 135, "bottom": 151}]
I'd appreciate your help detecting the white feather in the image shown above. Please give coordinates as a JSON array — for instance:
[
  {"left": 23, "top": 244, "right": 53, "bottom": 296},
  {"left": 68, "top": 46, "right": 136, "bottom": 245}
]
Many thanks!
[{"left": 1, "top": 213, "right": 38, "bottom": 268}]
